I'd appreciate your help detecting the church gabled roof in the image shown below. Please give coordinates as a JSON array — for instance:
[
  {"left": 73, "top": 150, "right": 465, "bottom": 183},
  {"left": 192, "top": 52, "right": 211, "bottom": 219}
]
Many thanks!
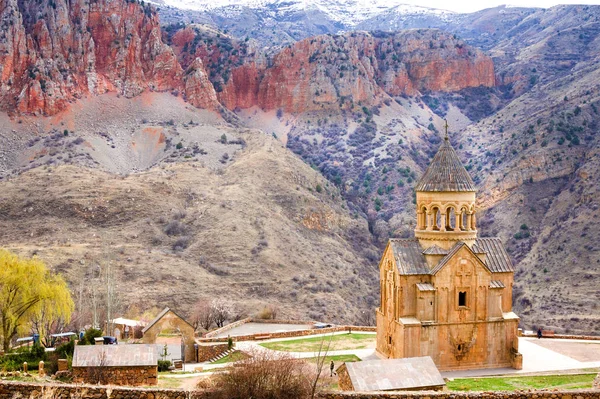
[
  {"left": 430, "top": 241, "right": 491, "bottom": 275},
  {"left": 415, "top": 137, "right": 476, "bottom": 192},
  {"left": 389, "top": 239, "right": 431, "bottom": 275},
  {"left": 389, "top": 238, "right": 513, "bottom": 276},
  {"left": 472, "top": 237, "right": 514, "bottom": 272}
]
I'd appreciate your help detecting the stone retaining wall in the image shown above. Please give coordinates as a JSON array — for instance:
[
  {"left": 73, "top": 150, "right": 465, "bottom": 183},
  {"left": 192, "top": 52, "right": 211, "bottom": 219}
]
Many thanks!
[
  {"left": 72, "top": 366, "right": 158, "bottom": 387},
  {"left": 197, "top": 343, "right": 229, "bottom": 362},
  {"left": 199, "top": 325, "right": 376, "bottom": 343}
]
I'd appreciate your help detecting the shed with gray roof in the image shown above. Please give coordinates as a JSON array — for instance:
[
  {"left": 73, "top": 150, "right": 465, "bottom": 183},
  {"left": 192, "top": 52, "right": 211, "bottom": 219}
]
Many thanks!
[
  {"left": 72, "top": 344, "right": 158, "bottom": 386},
  {"left": 336, "top": 356, "right": 445, "bottom": 391}
]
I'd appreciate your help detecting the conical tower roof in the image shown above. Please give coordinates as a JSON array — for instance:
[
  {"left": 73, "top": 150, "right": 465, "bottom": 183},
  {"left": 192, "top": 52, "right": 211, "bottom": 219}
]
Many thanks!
[{"left": 415, "top": 136, "right": 476, "bottom": 192}]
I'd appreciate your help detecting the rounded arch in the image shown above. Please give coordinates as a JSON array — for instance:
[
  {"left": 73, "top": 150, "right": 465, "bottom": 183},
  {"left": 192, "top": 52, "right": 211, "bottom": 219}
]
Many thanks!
[
  {"left": 418, "top": 204, "right": 428, "bottom": 230},
  {"left": 430, "top": 205, "right": 442, "bottom": 231},
  {"left": 459, "top": 205, "right": 469, "bottom": 231},
  {"left": 442, "top": 203, "right": 459, "bottom": 213}
]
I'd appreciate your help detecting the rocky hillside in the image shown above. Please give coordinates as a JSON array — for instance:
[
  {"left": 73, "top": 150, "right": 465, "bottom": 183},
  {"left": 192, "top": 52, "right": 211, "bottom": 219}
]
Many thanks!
[{"left": 0, "top": 92, "right": 379, "bottom": 324}]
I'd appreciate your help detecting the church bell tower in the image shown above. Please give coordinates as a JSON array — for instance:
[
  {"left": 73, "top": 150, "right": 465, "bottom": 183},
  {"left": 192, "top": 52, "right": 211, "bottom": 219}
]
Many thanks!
[{"left": 414, "top": 123, "right": 478, "bottom": 250}]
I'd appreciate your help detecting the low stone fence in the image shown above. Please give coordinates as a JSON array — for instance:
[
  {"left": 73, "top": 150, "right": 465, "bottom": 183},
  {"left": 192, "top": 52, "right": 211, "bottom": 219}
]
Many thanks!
[
  {"left": 521, "top": 333, "right": 600, "bottom": 341},
  {"left": 198, "top": 325, "right": 376, "bottom": 343},
  {"left": 1, "top": 382, "right": 599, "bottom": 399},
  {"left": 318, "top": 391, "right": 600, "bottom": 399},
  {"left": 250, "top": 318, "right": 317, "bottom": 325},
  {"left": 203, "top": 318, "right": 251, "bottom": 338},
  {"left": 0, "top": 381, "right": 212, "bottom": 399}
]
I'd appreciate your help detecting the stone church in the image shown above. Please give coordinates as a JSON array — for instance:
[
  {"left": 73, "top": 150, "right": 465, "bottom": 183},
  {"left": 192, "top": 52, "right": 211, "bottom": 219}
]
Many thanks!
[{"left": 376, "top": 132, "right": 523, "bottom": 371}]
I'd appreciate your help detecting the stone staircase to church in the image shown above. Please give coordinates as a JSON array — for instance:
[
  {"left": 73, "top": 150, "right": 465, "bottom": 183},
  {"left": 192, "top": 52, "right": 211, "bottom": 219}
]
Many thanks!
[{"left": 208, "top": 349, "right": 235, "bottom": 363}]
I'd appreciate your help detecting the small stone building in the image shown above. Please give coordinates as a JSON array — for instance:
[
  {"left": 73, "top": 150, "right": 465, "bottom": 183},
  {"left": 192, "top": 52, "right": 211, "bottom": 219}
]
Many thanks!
[
  {"left": 337, "top": 357, "right": 445, "bottom": 391},
  {"left": 376, "top": 132, "right": 522, "bottom": 371},
  {"left": 142, "top": 307, "right": 196, "bottom": 363},
  {"left": 72, "top": 344, "right": 158, "bottom": 386}
]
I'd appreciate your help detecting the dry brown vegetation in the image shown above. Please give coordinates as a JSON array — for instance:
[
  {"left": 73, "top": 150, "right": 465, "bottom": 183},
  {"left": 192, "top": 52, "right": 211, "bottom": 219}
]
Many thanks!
[
  {"left": 203, "top": 350, "right": 317, "bottom": 399},
  {"left": 0, "top": 96, "right": 379, "bottom": 324}
]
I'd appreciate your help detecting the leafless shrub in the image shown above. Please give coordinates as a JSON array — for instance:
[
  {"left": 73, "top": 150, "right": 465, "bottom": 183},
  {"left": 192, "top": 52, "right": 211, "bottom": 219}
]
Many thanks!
[
  {"left": 256, "top": 304, "right": 279, "bottom": 320},
  {"left": 86, "top": 349, "right": 109, "bottom": 384},
  {"left": 164, "top": 220, "right": 186, "bottom": 236},
  {"left": 172, "top": 210, "right": 186, "bottom": 220},
  {"left": 205, "top": 349, "right": 315, "bottom": 399},
  {"left": 172, "top": 236, "right": 191, "bottom": 251}
]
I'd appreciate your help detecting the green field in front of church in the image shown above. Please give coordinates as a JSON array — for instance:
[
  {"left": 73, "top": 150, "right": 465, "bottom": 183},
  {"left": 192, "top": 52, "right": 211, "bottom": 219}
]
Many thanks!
[
  {"left": 259, "top": 333, "right": 376, "bottom": 352},
  {"left": 447, "top": 373, "right": 597, "bottom": 391}
]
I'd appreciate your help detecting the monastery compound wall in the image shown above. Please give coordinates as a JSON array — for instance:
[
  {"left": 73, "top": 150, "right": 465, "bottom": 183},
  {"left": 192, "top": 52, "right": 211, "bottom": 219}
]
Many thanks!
[{"left": 1, "top": 381, "right": 599, "bottom": 399}]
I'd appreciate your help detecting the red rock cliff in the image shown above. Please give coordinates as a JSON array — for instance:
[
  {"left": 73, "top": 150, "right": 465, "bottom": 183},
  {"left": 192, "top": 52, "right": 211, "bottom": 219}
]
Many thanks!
[
  {"left": 0, "top": 0, "right": 218, "bottom": 115},
  {"left": 171, "top": 29, "right": 495, "bottom": 114}
]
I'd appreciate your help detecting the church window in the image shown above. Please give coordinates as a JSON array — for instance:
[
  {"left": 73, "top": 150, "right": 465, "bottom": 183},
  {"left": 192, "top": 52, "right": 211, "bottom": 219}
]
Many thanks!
[{"left": 458, "top": 291, "right": 467, "bottom": 307}]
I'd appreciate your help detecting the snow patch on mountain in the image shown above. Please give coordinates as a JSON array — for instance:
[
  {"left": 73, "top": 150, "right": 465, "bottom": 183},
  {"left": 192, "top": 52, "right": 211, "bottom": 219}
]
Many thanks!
[{"left": 149, "top": 0, "right": 455, "bottom": 26}]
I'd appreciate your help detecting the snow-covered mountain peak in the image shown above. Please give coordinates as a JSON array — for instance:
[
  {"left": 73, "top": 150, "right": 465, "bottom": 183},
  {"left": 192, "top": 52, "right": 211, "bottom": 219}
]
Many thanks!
[{"left": 150, "top": 0, "right": 455, "bottom": 26}]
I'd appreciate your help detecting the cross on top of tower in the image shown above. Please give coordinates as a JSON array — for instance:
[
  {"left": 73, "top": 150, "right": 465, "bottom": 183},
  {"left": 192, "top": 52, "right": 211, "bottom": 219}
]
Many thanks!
[{"left": 444, "top": 120, "right": 449, "bottom": 141}]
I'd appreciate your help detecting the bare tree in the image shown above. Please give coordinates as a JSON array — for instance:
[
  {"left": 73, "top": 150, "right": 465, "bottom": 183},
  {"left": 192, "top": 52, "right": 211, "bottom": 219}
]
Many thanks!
[
  {"left": 87, "top": 263, "right": 103, "bottom": 329},
  {"left": 29, "top": 306, "right": 68, "bottom": 347},
  {"left": 86, "top": 348, "right": 109, "bottom": 384},
  {"left": 211, "top": 299, "right": 234, "bottom": 328},
  {"left": 309, "top": 334, "right": 334, "bottom": 399},
  {"left": 104, "top": 259, "right": 120, "bottom": 336},
  {"left": 191, "top": 299, "right": 214, "bottom": 331},
  {"left": 356, "top": 308, "right": 376, "bottom": 326}
]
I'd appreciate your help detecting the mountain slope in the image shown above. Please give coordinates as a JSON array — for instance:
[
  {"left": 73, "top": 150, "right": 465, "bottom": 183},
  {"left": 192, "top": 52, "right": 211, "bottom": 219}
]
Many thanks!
[{"left": 0, "top": 93, "right": 379, "bottom": 323}]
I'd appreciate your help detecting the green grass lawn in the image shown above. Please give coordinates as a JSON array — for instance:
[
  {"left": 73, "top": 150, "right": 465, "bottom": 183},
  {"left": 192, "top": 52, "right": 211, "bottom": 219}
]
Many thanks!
[
  {"left": 211, "top": 351, "right": 250, "bottom": 364},
  {"left": 447, "top": 373, "right": 596, "bottom": 391},
  {"left": 260, "top": 333, "right": 375, "bottom": 352}
]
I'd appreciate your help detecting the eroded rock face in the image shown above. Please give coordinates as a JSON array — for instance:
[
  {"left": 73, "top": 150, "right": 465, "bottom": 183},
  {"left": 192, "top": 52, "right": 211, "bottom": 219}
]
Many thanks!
[
  {"left": 183, "top": 58, "right": 219, "bottom": 109},
  {"left": 171, "top": 29, "right": 495, "bottom": 114},
  {"left": 0, "top": 0, "right": 218, "bottom": 115}
]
